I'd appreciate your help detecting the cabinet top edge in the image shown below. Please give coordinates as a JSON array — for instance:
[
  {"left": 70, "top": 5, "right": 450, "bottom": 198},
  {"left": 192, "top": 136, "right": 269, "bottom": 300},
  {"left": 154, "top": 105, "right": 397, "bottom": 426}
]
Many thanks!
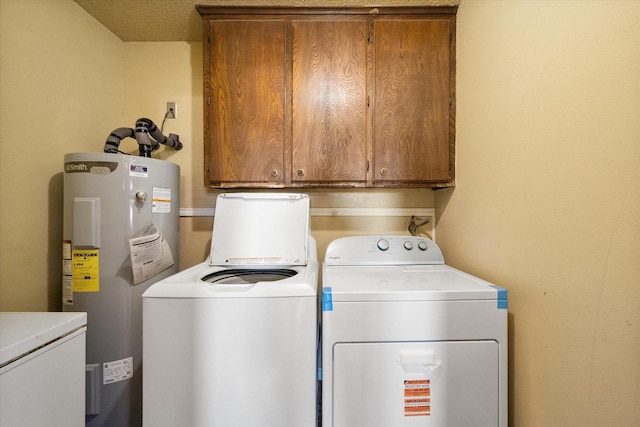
[{"left": 196, "top": 6, "right": 458, "bottom": 17}]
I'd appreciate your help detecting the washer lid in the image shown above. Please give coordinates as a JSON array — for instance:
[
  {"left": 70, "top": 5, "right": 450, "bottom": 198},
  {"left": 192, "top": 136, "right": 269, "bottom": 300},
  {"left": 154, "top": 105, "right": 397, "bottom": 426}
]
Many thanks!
[
  {"left": 322, "top": 265, "right": 506, "bottom": 303},
  {"left": 210, "top": 193, "right": 310, "bottom": 266}
]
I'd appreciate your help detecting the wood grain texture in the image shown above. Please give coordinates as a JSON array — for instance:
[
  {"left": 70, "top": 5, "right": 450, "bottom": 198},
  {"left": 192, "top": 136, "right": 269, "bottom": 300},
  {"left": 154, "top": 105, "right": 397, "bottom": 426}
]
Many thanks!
[
  {"left": 292, "top": 19, "right": 368, "bottom": 182},
  {"left": 206, "top": 20, "right": 286, "bottom": 185},
  {"left": 201, "top": 7, "right": 457, "bottom": 188},
  {"left": 373, "top": 18, "right": 451, "bottom": 183}
]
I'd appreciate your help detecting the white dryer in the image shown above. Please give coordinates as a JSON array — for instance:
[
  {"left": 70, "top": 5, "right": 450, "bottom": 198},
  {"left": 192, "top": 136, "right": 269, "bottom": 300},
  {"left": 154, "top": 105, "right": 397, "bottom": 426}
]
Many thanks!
[
  {"left": 321, "top": 236, "right": 508, "bottom": 427},
  {"left": 143, "top": 193, "right": 318, "bottom": 427}
]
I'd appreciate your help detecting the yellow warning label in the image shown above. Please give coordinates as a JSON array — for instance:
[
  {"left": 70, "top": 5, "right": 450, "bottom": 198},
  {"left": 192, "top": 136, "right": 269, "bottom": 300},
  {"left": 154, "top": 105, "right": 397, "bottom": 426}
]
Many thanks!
[
  {"left": 404, "top": 379, "right": 431, "bottom": 417},
  {"left": 72, "top": 249, "right": 99, "bottom": 292}
]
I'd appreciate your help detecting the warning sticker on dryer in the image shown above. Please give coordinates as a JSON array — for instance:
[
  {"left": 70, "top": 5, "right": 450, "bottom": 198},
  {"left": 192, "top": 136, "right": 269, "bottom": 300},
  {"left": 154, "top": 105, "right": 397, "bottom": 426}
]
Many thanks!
[{"left": 404, "top": 379, "right": 431, "bottom": 417}]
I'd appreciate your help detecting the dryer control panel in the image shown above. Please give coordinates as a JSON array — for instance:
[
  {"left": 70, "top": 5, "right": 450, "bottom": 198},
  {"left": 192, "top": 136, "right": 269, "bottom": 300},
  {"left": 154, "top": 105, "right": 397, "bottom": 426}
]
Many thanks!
[{"left": 324, "top": 236, "right": 445, "bottom": 266}]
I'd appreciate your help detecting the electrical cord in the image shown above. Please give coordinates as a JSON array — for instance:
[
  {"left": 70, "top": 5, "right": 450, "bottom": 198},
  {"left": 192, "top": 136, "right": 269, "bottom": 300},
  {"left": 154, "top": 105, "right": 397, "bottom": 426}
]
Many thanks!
[{"left": 160, "top": 110, "right": 171, "bottom": 134}]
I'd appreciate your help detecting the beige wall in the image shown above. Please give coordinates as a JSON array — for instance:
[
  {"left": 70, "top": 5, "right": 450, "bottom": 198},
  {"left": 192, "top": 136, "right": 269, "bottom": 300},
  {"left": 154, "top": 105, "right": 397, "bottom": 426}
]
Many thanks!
[
  {"left": 0, "top": 0, "right": 125, "bottom": 311},
  {"left": 436, "top": 1, "right": 640, "bottom": 425}
]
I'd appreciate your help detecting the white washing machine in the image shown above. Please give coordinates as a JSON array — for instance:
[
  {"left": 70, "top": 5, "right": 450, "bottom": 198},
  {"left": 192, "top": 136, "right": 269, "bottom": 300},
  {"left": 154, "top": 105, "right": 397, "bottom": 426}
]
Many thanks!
[
  {"left": 321, "top": 236, "right": 508, "bottom": 427},
  {"left": 143, "top": 193, "right": 318, "bottom": 427}
]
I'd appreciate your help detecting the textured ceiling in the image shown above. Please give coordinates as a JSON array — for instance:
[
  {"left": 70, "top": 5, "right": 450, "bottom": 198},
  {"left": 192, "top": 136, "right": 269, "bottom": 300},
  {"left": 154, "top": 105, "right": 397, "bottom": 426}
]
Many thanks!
[{"left": 73, "top": 0, "right": 461, "bottom": 42}]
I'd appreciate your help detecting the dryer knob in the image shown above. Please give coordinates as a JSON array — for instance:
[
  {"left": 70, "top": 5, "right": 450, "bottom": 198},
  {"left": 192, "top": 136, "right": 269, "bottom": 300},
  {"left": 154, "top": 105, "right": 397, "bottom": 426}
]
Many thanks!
[
  {"left": 418, "top": 240, "right": 429, "bottom": 251},
  {"left": 404, "top": 241, "right": 414, "bottom": 250},
  {"left": 377, "top": 239, "right": 390, "bottom": 251}
]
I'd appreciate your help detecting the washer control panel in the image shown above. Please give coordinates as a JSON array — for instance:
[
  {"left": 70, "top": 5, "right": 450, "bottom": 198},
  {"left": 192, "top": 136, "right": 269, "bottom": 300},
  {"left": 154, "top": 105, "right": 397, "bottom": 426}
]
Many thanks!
[{"left": 325, "top": 236, "right": 445, "bottom": 265}]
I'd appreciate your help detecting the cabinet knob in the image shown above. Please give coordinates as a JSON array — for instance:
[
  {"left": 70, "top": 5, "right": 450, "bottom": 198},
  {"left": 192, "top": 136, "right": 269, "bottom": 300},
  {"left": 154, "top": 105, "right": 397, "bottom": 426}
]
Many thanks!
[
  {"left": 297, "top": 169, "right": 305, "bottom": 177},
  {"left": 270, "top": 169, "right": 279, "bottom": 178},
  {"left": 380, "top": 168, "right": 388, "bottom": 176}
]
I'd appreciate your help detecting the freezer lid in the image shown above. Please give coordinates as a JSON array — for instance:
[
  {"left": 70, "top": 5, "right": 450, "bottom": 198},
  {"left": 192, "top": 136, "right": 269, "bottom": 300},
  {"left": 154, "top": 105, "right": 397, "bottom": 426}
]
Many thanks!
[
  {"left": 322, "top": 265, "right": 506, "bottom": 303},
  {"left": 210, "top": 193, "right": 310, "bottom": 267},
  {"left": 0, "top": 312, "right": 87, "bottom": 366}
]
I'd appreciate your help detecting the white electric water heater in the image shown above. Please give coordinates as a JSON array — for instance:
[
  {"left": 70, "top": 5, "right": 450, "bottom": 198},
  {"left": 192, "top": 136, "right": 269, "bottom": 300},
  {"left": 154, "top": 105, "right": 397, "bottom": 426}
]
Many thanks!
[{"left": 62, "top": 152, "right": 179, "bottom": 427}]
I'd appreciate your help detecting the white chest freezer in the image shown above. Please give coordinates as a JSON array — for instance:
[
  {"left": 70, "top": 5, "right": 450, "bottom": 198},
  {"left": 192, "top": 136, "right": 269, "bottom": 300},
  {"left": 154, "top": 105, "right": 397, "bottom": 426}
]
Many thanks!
[{"left": 0, "top": 312, "right": 87, "bottom": 427}]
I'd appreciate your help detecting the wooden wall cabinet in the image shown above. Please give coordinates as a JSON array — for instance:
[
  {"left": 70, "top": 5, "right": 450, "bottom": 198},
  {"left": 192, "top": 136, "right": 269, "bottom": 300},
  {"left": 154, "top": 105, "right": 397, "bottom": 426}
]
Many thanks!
[{"left": 198, "top": 7, "right": 457, "bottom": 188}]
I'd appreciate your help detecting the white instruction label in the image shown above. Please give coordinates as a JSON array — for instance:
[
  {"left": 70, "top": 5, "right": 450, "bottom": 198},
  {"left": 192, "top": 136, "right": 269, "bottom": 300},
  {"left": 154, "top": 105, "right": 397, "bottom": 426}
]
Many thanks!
[
  {"left": 152, "top": 187, "right": 171, "bottom": 213},
  {"left": 103, "top": 357, "right": 133, "bottom": 384},
  {"left": 62, "top": 240, "right": 72, "bottom": 260},
  {"left": 62, "top": 240, "right": 73, "bottom": 305},
  {"left": 62, "top": 276, "right": 73, "bottom": 305},
  {"left": 129, "top": 223, "right": 174, "bottom": 284},
  {"left": 62, "top": 259, "right": 72, "bottom": 275}
]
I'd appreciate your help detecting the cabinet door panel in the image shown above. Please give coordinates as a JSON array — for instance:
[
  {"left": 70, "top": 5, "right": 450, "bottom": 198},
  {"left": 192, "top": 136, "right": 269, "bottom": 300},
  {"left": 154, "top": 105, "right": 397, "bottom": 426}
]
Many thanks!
[
  {"left": 206, "top": 20, "right": 285, "bottom": 185},
  {"left": 374, "top": 19, "right": 452, "bottom": 183},
  {"left": 292, "top": 20, "right": 368, "bottom": 183}
]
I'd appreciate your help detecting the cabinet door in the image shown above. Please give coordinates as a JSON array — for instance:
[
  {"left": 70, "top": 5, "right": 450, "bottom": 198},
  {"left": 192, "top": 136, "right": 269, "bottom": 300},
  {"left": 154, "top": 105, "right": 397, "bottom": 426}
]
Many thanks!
[
  {"left": 374, "top": 18, "right": 453, "bottom": 184},
  {"left": 205, "top": 20, "right": 286, "bottom": 186},
  {"left": 291, "top": 19, "right": 368, "bottom": 183}
]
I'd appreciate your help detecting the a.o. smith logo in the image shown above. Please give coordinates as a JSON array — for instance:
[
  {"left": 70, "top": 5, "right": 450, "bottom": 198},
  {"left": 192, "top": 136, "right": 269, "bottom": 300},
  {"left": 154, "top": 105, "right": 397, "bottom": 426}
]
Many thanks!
[
  {"left": 65, "top": 163, "right": 88, "bottom": 172},
  {"left": 64, "top": 161, "right": 118, "bottom": 174}
]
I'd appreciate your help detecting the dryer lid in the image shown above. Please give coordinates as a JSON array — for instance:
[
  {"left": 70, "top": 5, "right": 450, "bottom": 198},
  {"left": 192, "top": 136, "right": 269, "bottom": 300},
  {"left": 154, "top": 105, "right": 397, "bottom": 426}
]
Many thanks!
[{"left": 209, "top": 193, "right": 310, "bottom": 266}]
